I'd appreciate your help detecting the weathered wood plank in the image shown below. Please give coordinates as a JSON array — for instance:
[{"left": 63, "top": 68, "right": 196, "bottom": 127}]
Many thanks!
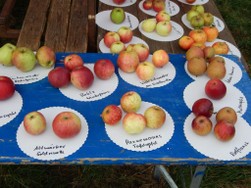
[{"left": 87, "top": 0, "right": 97, "bottom": 52}]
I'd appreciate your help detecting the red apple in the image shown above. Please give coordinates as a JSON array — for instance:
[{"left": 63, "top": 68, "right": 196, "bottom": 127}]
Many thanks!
[
  {"left": 52, "top": 111, "right": 82, "bottom": 139},
  {"left": 71, "top": 66, "right": 94, "bottom": 90},
  {"left": 152, "top": 49, "right": 169, "bottom": 68},
  {"left": 192, "top": 98, "right": 214, "bottom": 118},
  {"left": 48, "top": 67, "right": 71, "bottom": 88},
  {"left": 191, "top": 115, "right": 212, "bottom": 136},
  {"left": 132, "top": 43, "right": 150, "bottom": 62},
  {"left": 101, "top": 105, "right": 122, "bottom": 125},
  {"left": 143, "top": 0, "right": 153, "bottom": 10},
  {"left": 152, "top": 0, "right": 165, "bottom": 12},
  {"left": 123, "top": 112, "right": 146, "bottom": 134},
  {"left": 117, "top": 50, "right": 139, "bottom": 73},
  {"left": 156, "top": 10, "right": 171, "bottom": 22},
  {"left": 205, "top": 78, "right": 227, "bottom": 100},
  {"left": 0, "top": 76, "right": 15, "bottom": 100},
  {"left": 64, "top": 54, "right": 84, "bottom": 71},
  {"left": 117, "top": 26, "right": 133, "bottom": 43},
  {"left": 186, "top": 0, "right": 196, "bottom": 3},
  {"left": 214, "top": 120, "right": 235, "bottom": 142},
  {"left": 178, "top": 35, "right": 195, "bottom": 51},
  {"left": 112, "top": 0, "right": 126, "bottom": 4},
  {"left": 94, "top": 59, "right": 115, "bottom": 80},
  {"left": 23, "top": 111, "right": 47, "bottom": 135},
  {"left": 104, "top": 31, "right": 120, "bottom": 48}
]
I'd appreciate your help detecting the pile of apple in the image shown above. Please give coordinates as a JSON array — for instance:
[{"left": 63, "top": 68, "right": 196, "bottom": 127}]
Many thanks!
[
  {"left": 23, "top": 110, "right": 82, "bottom": 139},
  {"left": 142, "top": 0, "right": 166, "bottom": 12},
  {"left": 48, "top": 54, "right": 115, "bottom": 90},
  {"left": 101, "top": 91, "right": 166, "bottom": 134},
  {"left": 141, "top": 10, "right": 172, "bottom": 36},
  {"left": 0, "top": 43, "right": 56, "bottom": 72}
]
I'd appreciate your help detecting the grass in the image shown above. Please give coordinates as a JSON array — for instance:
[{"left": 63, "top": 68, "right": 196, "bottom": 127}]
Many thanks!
[{"left": 0, "top": 0, "right": 251, "bottom": 187}]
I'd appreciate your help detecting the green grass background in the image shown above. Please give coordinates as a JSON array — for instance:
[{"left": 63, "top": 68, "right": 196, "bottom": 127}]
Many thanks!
[{"left": 0, "top": 0, "right": 251, "bottom": 187}]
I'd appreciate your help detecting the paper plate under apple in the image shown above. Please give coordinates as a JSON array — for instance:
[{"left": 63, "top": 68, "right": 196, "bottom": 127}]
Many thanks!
[
  {"left": 0, "top": 91, "right": 23, "bottom": 127},
  {"left": 138, "top": 19, "right": 184, "bottom": 42},
  {"left": 95, "top": 10, "right": 139, "bottom": 32},
  {"left": 177, "top": 0, "right": 209, "bottom": 5},
  {"left": 99, "top": 0, "right": 137, "bottom": 7},
  {"left": 99, "top": 36, "right": 149, "bottom": 53},
  {"left": 184, "top": 56, "right": 243, "bottom": 85},
  {"left": 16, "top": 106, "right": 89, "bottom": 161},
  {"left": 138, "top": 0, "right": 180, "bottom": 17},
  {"left": 184, "top": 113, "right": 251, "bottom": 160},
  {"left": 105, "top": 101, "right": 175, "bottom": 152},
  {"left": 119, "top": 55, "right": 176, "bottom": 88},
  {"left": 59, "top": 64, "right": 119, "bottom": 102},
  {"left": 181, "top": 14, "right": 225, "bottom": 32},
  {"left": 0, "top": 64, "right": 53, "bottom": 85},
  {"left": 183, "top": 79, "right": 247, "bottom": 116}
]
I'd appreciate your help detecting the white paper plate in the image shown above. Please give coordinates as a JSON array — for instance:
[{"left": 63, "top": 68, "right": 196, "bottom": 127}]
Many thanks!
[
  {"left": 176, "top": 0, "right": 209, "bottom": 5},
  {"left": 99, "top": 0, "right": 137, "bottom": 7}
]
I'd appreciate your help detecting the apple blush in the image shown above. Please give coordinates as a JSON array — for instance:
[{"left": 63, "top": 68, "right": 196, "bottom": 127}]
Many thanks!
[
  {"left": 205, "top": 78, "right": 227, "bottom": 100},
  {"left": 214, "top": 120, "right": 235, "bottom": 142},
  {"left": 192, "top": 98, "right": 214, "bottom": 118},
  {"left": 94, "top": 59, "right": 115, "bottom": 80},
  {"left": 101, "top": 105, "right": 122, "bottom": 125},
  {"left": 48, "top": 67, "right": 71, "bottom": 88}
]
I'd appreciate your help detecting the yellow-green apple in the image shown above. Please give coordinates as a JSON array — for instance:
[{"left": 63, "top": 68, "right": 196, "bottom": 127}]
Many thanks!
[
  {"left": 48, "top": 67, "right": 71, "bottom": 88},
  {"left": 144, "top": 106, "right": 166, "bottom": 129},
  {"left": 209, "top": 56, "right": 225, "bottom": 64},
  {"left": 112, "top": 0, "right": 126, "bottom": 4},
  {"left": 191, "top": 5, "right": 205, "bottom": 15},
  {"left": 120, "top": 91, "right": 142, "bottom": 113},
  {"left": 152, "top": 49, "right": 169, "bottom": 68},
  {"left": 36, "top": 45, "right": 56, "bottom": 68},
  {"left": 187, "top": 56, "right": 207, "bottom": 76},
  {"left": 185, "top": 46, "right": 205, "bottom": 60},
  {"left": 186, "top": 0, "right": 196, "bottom": 4},
  {"left": 205, "top": 78, "right": 227, "bottom": 100},
  {"left": 206, "top": 59, "right": 226, "bottom": 79},
  {"left": 71, "top": 66, "right": 94, "bottom": 90},
  {"left": 192, "top": 98, "right": 214, "bottom": 118},
  {"left": 156, "top": 20, "right": 172, "bottom": 36},
  {"left": 190, "top": 15, "right": 204, "bottom": 29},
  {"left": 141, "top": 18, "right": 157, "bottom": 33},
  {"left": 103, "top": 31, "right": 121, "bottom": 48},
  {"left": 136, "top": 61, "right": 155, "bottom": 81},
  {"left": 191, "top": 115, "right": 212, "bottom": 136},
  {"left": 214, "top": 120, "right": 235, "bottom": 142},
  {"left": 12, "top": 47, "right": 36, "bottom": 72},
  {"left": 110, "top": 41, "right": 126, "bottom": 54},
  {"left": 203, "top": 12, "right": 214, "bottom": 26},
  {"left": 216, "top": 107, "right": 238, "bottom": 125},
  {"left": 156, "top": 10, "right": 171, "bottom": 22},
  {"left": 123, "top": 112, "right": 146, "bottom": 134},
  {"left": 117, "top": 50, "right": 139, "bottom": 73},
  {"left": 143, "top": 0, "right": 153, "bottom": 10},
  {"left": 117, "top": 26, "right": 133, "bottom": 43},
  {"left": 178, "top": 35, "right": 195, "bottom": 51},
  {"left": 152, "top": 0, "right": 165, "bottom": 12},
  {"left": 94, "top": 59, "right": 115, "bottom": 80},
  {"left": 0, "top": 76, "right": 15, "bottom": 100},
  {"left": 212, "top": 41, "right": 229, "bottom": 54},
  {"left": 110, "top": 7, "right": 125, "bottom": 24},
  {"left": 126, "top": 44, "right": 135, "bottom": 51},
  {"left": 101, "top": 104, "right": 122, "bottom": 125},
  {"left": 52, "top": 111, "right": 82, "bottom": 139},
  {"left": 186, "top": 10, "right": 199, "bottom": 22},
  {"left": 203, "top": 26, "right": 219, "bottom": 42},
  {"left": 0, "top": 43, "right": 16, "bottom": 66},
  {"left": 132, "top": 43, "right": 150, "bottom": 62},
  {"left": 188, "top": 29, "right": 207, "bottom": 44},
  {"left": 203, "top": 46, "right": 215, "bottom": 62},
  {"left": 64, "top": 54, "right": 84, "bottom": 71},
  {"left": 23, "top": 111, "right": 47, "bottom": 135}
]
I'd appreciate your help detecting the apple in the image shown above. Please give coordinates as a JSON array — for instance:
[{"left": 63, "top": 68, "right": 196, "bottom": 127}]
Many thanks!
[
  {"left": 156, "top": 10, "right": 171, "bottom": 22},
  {"left": 101, "top": 105, "right": 122, "bottom": 125},
  {"left": 186, "top": 0, "right": 196, "bottom": 3},
  {"left": 117, "top": 26, "right": 133, "bottom": 43},
  {"left": 206, "top": 58, "right": 226, "bottom": 79},
  {"left": 94, "top": 59, "right": 115, "bottom": 80},
  {"left": 203, "top": 46, "right": 215, "bottom": 62},
  {"left": 185, "top": 46, "right": 204, "bottom": 60},
  {"left": 214, "top": 120, "right": 235, "bottom": 142},
  {"left": 110, "top": 41, "right": 126, "bottom": 54},
  {"left": 71, "top": 66, "right": 94, "bottom": 90},
  {"left": 216, "top": 107, "right": 238, "bottom": 125},
  {"left": 126, "top": 44, "right": 135, "bottom": 52},
  {"left": 23, "top": 111, "right": 47, "bottom": 135},
  {"left": 187, "top": 57, "right": 207, "bottom": 76},
  {"left": 191, "top": 115, "right": 212, "bottom": 136},
  {"left": 190, "top": 42, "right": 206, "bottom": 50},
  {"left": 209, "top": 56, "right": 225, "bottom": 64},
  {"left": 190, "top": 15, "right": 204, "bottom": 29},
  {"left": 117, "top": 50, "right": 139, "bottom": 73},
  {"left": 110, "top": 7, "right": 125, "bottom": 24},
  {"left": 103, "top": 31, "right": 121, "bottom": 48},
  {"left": 48, "top": 67, "right": 71, "bottom": 88},
  {"left": 63, "top": 54, "right": 84, "bottom": 71},
  {"left": 120, "top": 91, "right": 142, "bottom": 113},
  {"left": 186, "top": 10, "right": 199, "bottom": 22},
  {"left": 178, "top": 35, "right": 195, "bottom": 51},
  {"left": 0, "top": 43, "right": 16, "bottom": 66},
  {"left": 203, "top": 12, "right": 214, "bottom": 26},
  {"left": 191, "top": 5, "right": 205, "bottom": 15},
  {"left": 112, "top": 0, "right": 126, "bottom": 4},
  {"left": 132, "top": 43, "right": 150, "bottom": 62},
  {"left": 12, "top": 47, "right": 36, "bottom": 72},
  {"left": 155, "top": 20, "right": 172, "bottom": 36},
  {"left": 152, "top": 0, "right": 165, "bottom": 12},
  {"left": 36, "top": 45, "right": 56, "bottom": 68},
  {"left": 152, "top": 49, "right": 169, "bottom": 68},
  {"left": 212, "top": 41, "right": 229, "bottom": 54},
  {"left": 192, "top": 98, "right": 214, "bottom": 118},
  {"left": 205, "top": 78, "right": 227, "bottom": 100},
  {"left": 141, "top": 18, "right": 157, "bottom": 33},
  {"left": 52, "top": 111, "right": 82, "bottom": 139},
  {"left": 0, "top": 76, "right": 15, "bottom": 100},
  {"left": 123, "top": 112, "right": 146, "bottom": 134},
  {"left": 189, "top": 29, "right": 207, "bottom": 44},
  {"left": 136, "top": 61, "right": 155, "bottom": 81},
  {"left": 203, "top": 26, "right": 219, "bottom": 42},
  {"left": 143, "top": 0, "right": 153, "bottom": 10},
  {"left": 144, "top": 106, "right": 166, "bottom": 129}
]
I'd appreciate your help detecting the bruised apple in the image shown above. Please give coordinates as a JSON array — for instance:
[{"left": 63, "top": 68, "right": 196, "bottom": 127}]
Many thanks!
[
  {"left": 123, "top": 112, "right": 146, "bottom": 134},
  {"left": 214, "top": 120, "right": 235, "bottom": 142},
  {"left": 101, "top": 105, "right": 122, "bottom": 125},
  {"left": 144, "top": 106, "right": 166, "bottom": 129},
  {"left": 191, "top": 115, "right": 212, "bottom": 136},
  {"left": 94, "top": 59, "right": 115, "bottom": 80},
  {"left": 120, "top": 91, "right": 142, "bottom": 113},
  {"left": 64, "top": 54, "right": 84, "bottom": 70},
  {"left": 192, "top": 98, "right": 214, "bottom": 118},
  {"left": 71, "top": 66, "right": 94, "bottom": 90},
  {"left": 205, "top": 78, "right": 227, "bottom": 100},
  {"left": 0, "top": 76, "right": 15, "bottom": 100},
  {"left": 23, "top": 111, "right": 47, "bottom": 135},
  {"left": 48, "top": 67, "right": 71, "bottom": 88},
  {"left": 216, "top": 107, "right": 237, "bottom": 125}
]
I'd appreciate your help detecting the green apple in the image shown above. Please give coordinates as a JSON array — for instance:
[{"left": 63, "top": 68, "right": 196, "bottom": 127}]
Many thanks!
[
  {"left": 141, "top": 18, "right": 157, "bottom": 33},
  {"left": 110, "top": 8, "right": 125, "bottom": 24},
  {"left": 186, "top": 10, "right": 200, "bottom": 22},
  {"left": 203, "top": 12, "right": 214, "bottom": 26},
  {"left": 190, "top": 15, "right": 205, "bottom": 29},
  {"left": 12, "top": 47, "right": 37, "bottom": 72},
  {"left": 0, "top": 43, "right": 16, "bottom": 66},
  {"left": 191, "top": 5, "right": 205, "bottom": 15}
]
